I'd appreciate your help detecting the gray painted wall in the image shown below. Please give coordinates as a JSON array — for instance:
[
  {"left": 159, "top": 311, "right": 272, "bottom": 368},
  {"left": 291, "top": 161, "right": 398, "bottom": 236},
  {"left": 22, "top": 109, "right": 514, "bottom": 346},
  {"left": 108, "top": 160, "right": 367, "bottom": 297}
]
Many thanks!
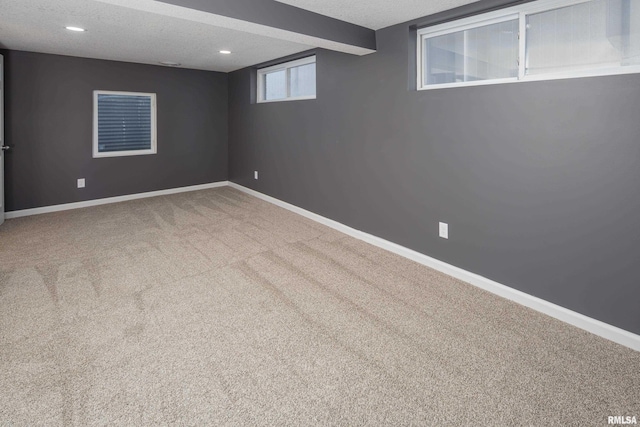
[
  {"left": 229, "top": 23, "right": 640, "bottom": 333},
  {"left": 1, "top": 49, "right": 228, "bottom": 211}
]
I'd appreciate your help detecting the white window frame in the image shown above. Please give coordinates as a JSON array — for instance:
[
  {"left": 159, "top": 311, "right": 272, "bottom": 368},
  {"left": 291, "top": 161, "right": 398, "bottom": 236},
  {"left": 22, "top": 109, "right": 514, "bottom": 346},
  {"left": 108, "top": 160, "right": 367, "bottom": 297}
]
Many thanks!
[
  {"left": 93, "top": 90, "right": 157, "bottom": 158},
  {"left": 257, "top": 55, "right": 316, "bottom": 103},
  {"left": 417, "top": 0, "right": 640, "bottom": 90}
]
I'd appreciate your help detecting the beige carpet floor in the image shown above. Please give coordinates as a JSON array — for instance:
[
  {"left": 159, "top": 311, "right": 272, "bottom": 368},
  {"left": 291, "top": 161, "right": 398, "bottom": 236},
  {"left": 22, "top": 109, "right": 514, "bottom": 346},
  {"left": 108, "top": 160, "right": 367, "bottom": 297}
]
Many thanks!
[{"left": 0, "top": 187, "right": 638, "bottom": 426}]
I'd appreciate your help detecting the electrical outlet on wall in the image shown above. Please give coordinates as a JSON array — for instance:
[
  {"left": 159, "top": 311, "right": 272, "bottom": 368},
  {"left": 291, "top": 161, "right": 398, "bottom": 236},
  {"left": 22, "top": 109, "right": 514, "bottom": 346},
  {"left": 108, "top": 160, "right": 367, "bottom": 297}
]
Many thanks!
[
  {"left": 77, "top": 178, "right": 86, "bottom": 189},
  {"left": 254, "top": 171, "right": 259, "bottom": 180},
  {"left": 439, "top": 222, "right": 449, "bottom": 239}
]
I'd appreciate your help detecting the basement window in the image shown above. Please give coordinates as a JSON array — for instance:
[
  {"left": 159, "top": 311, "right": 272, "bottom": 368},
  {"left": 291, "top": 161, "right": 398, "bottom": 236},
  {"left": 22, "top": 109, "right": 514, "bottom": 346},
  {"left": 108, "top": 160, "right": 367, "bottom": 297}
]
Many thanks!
[
  {"left": 417, "top": 0, "right": 640, "bottom": 90},
  {"left": 257, "top": 56, "right": 316, "bottom": 103},
  {"left": 93, "top": 91, "right": 157, "bottom": 158}
]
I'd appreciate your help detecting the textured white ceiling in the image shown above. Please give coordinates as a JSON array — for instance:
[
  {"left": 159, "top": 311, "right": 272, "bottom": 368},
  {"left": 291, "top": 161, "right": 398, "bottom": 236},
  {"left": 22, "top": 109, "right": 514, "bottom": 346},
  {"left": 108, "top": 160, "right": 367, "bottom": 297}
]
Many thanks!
[
  {"left": 276, "top": 0, "right": 480, "bottom": 30},
  {"left": 0, "top": 0, "right": 314, "bottom": 72},
  {"left": 0, "top": 0, "right": 480, "bottom": 72}
]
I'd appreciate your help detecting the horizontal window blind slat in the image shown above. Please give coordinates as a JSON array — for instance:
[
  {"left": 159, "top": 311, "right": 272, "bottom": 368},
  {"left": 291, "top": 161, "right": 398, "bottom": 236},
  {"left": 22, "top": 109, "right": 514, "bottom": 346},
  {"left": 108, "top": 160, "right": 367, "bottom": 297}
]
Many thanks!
[
  {"left": 99, "top": 132, "right": 151, "bottom": 135},
  {"left": 98, "top": 140, "right": 151, "bottom": 146},
  {"left": 98, "top": 142, "right": 151, "bottom": 148},
  {"left": 98, "top": 126, "right": 151, "bottom": 130},
  {"left": 98, "top": 138, "right": 151, "bottom": 144},
  {"left": 99, "top": 146, "right": 151, "bottom": 152},
  {"left": 98, "top": 114, "right": 151, "bottom": 117},
  {"left": 98, "top": 119, "right": 151, "bottom": 123},
  {"left": 98, "top": 127, "right": 152, "bottom": 132},
  {"left": 98, "top": 138, "right": 151, "bottom": 143},
  {"left": 99, "top": 141, "right": 151, "bottom": 147},
  {"left": 98, "top": 132, "right": 151, "bottom": 135},
  {"left": 100, "top": 135, "right": 151, "bottom": 144},
  {"left": 98, "top": 105, "right": 150, "bottom": 108},
  {"left": 99, "top": 135, "right": 152, "bottom": 140},
  {"left": 98, "top": 110, "right": 151, "bottom": 114}
]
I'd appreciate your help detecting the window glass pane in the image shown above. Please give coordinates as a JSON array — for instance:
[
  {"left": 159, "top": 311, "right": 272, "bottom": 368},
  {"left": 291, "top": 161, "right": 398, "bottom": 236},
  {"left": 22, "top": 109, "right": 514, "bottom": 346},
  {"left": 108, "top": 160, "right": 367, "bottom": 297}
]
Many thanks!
[
  {"left": 289, "top": 63, "right": 316, "bottom": 98},
  {"left": 625, "top": 0, "right": 640, "bottom": 64},
  {"left": 425, "top": 32, "right": 464, "bottom": 84},
  {"left": 264, "top": 70, "right": 286, "bottom": 101},
  {"left": 97, "top": 94, "right": 152, "bottom": 153},
  {"left": 424, "top": 19, "right": 519, "bottom": 85},
  {"left": 526, "top": 0, "right": 640, "bottom": 75}
]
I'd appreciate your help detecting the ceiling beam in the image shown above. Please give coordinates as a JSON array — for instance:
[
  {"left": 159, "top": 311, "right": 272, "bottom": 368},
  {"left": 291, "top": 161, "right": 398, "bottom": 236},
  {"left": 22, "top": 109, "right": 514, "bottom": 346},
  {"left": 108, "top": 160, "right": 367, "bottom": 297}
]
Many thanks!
[{"left": 94, "top": 0, "right": 377, "bottom": 56}]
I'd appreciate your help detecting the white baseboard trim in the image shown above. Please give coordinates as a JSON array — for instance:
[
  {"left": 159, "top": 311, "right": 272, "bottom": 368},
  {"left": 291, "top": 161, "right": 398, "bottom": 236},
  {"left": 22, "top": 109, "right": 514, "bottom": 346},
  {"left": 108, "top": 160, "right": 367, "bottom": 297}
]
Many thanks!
[
  {"left": 5, "top": 181, "right": 229, "bottom": 219},
  {"left": 229, "top": 182, "right": 640, "bottom": 352}
]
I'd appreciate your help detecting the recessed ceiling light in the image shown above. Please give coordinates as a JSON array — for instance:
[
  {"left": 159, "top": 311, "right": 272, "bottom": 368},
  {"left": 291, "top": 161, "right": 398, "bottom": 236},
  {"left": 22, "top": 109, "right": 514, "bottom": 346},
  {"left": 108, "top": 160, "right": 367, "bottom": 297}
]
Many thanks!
[
  {"left": 65, "top": 26, "right": 86, "bottom": 32},
  {"left": 219, "top": 50, "right": 232, "bottom": 55},
  {"left": 158, "top": 61, "right": 181, "bottom": 67}
]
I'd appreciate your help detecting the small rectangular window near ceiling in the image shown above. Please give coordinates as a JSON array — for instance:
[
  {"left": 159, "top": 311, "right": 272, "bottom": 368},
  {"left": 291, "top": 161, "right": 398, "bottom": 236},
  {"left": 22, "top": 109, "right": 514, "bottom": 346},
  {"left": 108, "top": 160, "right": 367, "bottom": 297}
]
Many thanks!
[
  {"left": 93, "top": 91, "right": 157, "bottom": 158},
  {"left": 417, "top": 0, "right": 640, "bottom": 90},
  {"left": 257, "top": 56, "right": 316, "bottom": 103}
]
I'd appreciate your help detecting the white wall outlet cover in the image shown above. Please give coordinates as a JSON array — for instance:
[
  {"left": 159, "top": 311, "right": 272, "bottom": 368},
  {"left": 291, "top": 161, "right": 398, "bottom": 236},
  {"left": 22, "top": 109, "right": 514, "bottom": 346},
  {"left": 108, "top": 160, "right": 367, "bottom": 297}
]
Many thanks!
[
  {"left": 77, "top": 178, "right": 86, "bottom": 188},
  {"left": 254, "top": 171, "right": 259, "bottom": 180},
  {"left": 439, "top": 222, "right": 449, "bottom": 239}
]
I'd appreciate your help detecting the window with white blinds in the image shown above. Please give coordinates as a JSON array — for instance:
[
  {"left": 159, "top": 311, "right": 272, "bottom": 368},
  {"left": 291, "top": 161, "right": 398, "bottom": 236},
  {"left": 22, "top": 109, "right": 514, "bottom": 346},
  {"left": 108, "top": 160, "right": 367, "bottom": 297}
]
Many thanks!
[
  {"left": 417, "top": 0, "right": 640, "bottom": 90},
  {"left": 93, "top": 91, "right": 157, "bottom": 158}
]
